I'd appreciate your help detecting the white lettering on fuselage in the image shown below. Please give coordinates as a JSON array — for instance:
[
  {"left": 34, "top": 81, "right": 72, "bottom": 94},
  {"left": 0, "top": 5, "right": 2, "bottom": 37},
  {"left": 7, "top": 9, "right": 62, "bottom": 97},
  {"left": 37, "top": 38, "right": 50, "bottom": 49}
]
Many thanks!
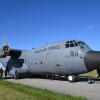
[{"left": 34, "top": 46, "right": 60, "bottom": 54}]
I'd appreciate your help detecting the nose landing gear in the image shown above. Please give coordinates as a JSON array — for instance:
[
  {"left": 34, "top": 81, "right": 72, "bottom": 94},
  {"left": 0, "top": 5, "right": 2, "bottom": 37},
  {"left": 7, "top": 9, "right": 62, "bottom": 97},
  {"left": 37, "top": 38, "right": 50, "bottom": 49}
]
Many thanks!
[
  {"left": 67, "top": 75, "right": 95, "bottom": 84},
  {"left": 67, "top": 75, "right": 77, "bottom": 83}
]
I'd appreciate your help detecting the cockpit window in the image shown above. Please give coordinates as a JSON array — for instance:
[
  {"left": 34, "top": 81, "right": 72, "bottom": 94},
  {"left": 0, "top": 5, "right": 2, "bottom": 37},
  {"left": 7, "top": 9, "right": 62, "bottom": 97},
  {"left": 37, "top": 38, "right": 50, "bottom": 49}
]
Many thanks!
[
  {"left": 73, "top": 40, "right": 76, "bottom": 42},
  {"left": 65, "top": 41, "right": 69, "bottom": 48},
  {"left": 70, "top": 41, "right": 73, "bottom": 43},
  {"left": 75, "top": 43, "right": 78, "bottom": 46},
  {"left": 77, "top": 42, "right": 84, "bottom": 49},
  {"left": 70, "top": 43, "right": 74, "bottom": 47},
  {"left": 65, "top": 40, "right": 90, "bottom": 50},
  {"left": 65, "top": 43, "right": 70, "bottom": 48},
  {"left": 65, "top": 40, "right": 78, "bottom": 48}
]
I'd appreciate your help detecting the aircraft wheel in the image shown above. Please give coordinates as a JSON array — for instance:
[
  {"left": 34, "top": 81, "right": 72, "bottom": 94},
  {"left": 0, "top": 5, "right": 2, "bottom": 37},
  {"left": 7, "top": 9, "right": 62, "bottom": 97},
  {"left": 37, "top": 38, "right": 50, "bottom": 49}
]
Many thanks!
[
  {"left": 67, "top": 75, "right": 76, "bottom": 83},
  {"left": 14, "top": 70, "right": 20, "bottom": 79},
  {"left": 88, "top": 78, "right": 95, "bottom": 84},
  {"left": 88, "top": 79, "right": 94, "bottom": 84}
]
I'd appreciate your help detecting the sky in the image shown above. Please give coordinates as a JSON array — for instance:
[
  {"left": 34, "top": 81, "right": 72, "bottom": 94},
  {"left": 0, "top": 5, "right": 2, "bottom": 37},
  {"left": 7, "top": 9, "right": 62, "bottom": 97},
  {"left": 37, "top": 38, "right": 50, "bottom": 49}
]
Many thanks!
[{"left": 0, "top": 0, "right": 100, "bottom": 50}]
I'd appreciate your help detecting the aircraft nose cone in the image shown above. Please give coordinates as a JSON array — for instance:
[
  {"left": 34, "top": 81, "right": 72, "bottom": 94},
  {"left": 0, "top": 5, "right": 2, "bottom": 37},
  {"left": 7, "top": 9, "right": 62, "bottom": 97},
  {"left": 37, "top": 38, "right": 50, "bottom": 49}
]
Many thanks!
[{"left": 84, "top": 51, "right": 100, "bottom": 71}]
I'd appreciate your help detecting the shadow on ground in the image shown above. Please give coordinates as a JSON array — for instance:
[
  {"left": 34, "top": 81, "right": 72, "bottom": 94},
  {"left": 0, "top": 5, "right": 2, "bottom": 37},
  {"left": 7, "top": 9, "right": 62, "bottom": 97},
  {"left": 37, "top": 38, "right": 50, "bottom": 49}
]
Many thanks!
[{"left": 1, "top": 75, "right": 100, "bottom": 83}]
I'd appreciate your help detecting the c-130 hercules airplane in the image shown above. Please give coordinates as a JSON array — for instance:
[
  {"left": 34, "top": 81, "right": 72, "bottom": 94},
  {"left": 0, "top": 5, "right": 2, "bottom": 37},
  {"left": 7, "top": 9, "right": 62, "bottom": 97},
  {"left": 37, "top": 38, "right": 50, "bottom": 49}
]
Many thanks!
[{"left": 0, "top": 39, "right": 100, "bottom": 82}]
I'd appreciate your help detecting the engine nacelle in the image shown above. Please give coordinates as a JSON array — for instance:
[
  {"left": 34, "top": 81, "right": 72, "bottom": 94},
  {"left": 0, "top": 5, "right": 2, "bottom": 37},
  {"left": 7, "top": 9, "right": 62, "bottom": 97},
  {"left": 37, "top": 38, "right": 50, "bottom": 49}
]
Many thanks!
[{"left": 17, "top": 63, "right": 29, "bottom": 73}]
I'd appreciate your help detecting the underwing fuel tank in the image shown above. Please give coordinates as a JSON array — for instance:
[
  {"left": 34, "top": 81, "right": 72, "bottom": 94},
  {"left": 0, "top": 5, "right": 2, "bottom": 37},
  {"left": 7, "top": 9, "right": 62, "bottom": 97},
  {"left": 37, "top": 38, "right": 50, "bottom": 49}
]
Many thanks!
[{"left": 84, "top": 50, "right": 100, "bottom": 71}]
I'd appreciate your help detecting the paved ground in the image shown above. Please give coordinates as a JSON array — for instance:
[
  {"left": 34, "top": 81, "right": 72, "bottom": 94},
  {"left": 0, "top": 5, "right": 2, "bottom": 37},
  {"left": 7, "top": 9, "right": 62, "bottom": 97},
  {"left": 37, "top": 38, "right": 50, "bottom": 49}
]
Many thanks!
[{"left": 4, "top": 77, "right": 100, "bottom": 100}]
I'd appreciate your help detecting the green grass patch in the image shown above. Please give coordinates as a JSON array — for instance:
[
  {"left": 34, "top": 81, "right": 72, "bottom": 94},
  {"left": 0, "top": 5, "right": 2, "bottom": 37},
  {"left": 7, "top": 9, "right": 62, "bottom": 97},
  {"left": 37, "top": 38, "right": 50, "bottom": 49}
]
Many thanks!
[{"left": 0, "top": 80, "right": 86, "bottom": 100}]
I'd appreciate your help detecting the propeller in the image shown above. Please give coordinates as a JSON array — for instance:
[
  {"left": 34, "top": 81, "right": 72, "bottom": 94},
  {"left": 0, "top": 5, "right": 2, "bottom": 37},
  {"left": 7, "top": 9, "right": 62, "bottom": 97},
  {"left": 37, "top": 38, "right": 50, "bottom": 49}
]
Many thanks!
[
  {"left": 0, "top": 38, "right": 22, "bottom": 78},
  {"left": 0, "top": 38, "right": 10, "bottom": 77},
  {"left": 0, "top": 38, "right": 22, "bottom": 58}
]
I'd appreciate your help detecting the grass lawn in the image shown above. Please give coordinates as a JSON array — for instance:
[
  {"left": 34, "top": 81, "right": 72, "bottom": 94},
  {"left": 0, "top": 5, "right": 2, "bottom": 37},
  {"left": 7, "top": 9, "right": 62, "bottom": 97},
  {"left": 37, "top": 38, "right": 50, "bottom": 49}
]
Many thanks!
[{"left": 0, "top": 80, "right": 86, "bottom": 100}]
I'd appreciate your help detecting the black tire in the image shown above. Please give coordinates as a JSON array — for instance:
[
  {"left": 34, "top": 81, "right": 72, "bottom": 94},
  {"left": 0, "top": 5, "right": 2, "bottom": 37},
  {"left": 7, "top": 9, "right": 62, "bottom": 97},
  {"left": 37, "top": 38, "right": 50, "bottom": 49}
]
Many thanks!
[
  {"left": 14, "top": 70, "right": 20, "bottom": 79},
  {"left": 67, "top": 75, "right": 76, "bottom": 83},
  {"left": 88, "top": 80, "right": 93, "bottom": 84}
]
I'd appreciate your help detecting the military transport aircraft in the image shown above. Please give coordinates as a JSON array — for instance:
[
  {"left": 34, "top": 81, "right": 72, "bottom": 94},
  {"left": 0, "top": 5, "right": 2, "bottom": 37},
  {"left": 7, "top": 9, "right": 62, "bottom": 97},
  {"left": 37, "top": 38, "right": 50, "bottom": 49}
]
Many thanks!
[{"left": 0, "top": 39, "right": 100, "bottom": 83}]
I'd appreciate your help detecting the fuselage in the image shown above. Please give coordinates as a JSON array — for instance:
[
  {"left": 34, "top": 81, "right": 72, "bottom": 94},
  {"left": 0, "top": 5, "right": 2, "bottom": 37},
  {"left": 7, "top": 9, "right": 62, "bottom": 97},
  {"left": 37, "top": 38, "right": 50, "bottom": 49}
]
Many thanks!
[{"left": 0, "top": 40, "right": 92, "bottom": 76}]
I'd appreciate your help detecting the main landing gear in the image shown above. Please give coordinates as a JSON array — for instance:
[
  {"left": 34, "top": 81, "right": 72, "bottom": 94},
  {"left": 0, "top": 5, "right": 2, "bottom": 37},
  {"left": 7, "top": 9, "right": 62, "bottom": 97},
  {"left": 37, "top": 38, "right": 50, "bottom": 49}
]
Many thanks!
[
  {"left": 88, "top": 77, "right": 95, "bottom": 84},
  {"left": 13, "top": 70, "right": 20, "bottom": 79}
]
